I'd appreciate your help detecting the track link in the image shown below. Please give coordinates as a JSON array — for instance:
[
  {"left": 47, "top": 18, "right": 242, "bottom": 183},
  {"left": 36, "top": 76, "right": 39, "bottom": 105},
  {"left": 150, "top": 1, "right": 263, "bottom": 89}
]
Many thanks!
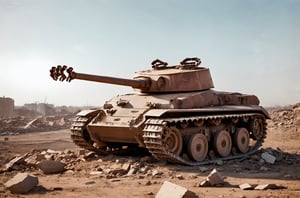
[
  {"left": 70, "top": 116, "right": 103, "bottom": 153},
  {"left": 143, "top": 113, "right": 267, "bottom": 165}
]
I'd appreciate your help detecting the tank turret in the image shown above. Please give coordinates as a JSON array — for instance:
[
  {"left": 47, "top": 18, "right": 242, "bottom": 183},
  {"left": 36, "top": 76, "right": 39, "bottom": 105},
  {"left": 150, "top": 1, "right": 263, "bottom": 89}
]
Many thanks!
[{"left": 50, "top": 58, "right": 214, "bottom": 93}]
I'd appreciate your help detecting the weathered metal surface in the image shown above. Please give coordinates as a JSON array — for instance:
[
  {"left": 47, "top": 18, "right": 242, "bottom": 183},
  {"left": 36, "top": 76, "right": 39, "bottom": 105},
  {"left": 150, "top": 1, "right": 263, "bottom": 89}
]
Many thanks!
[{"left": 50, "top": 57, "right": 269, "bottom": 165}]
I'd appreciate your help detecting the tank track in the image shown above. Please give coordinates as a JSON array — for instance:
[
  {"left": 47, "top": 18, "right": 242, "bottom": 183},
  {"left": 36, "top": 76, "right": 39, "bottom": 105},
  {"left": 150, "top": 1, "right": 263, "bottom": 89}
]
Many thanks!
[
  {"left": 70, "top": 116, "right": 105, "bottom": 153},
  {"left": 143, "top": 113, "right": 267, "bottom": 166}
]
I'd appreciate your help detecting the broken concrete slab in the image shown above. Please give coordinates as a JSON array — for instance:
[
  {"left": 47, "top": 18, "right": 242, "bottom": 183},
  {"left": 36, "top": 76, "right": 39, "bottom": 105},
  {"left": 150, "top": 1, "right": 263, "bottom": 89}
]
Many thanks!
[
  {"left": 261, "top": 152, "right": 276, "bottom": 164},
  {"left": 254, "top": 184, "right": 282, "bottom": 190},
  {"left": 156, "top": 181, "right": 198, "bottom": 198},
  {"left": 37, "top": 160, "right": 65, "bottom": 174},
  {"left": 239, "top": 183, "right": 253, "bottom": 190},
  {"left": 4, "top": 173, "right": 38, "bottom": 194},
  {"left": 3, "top": 154, "right": 28, "bottom": 171},
  {"left": 206, "top": 168, "right": 224, "bottom": 186}
]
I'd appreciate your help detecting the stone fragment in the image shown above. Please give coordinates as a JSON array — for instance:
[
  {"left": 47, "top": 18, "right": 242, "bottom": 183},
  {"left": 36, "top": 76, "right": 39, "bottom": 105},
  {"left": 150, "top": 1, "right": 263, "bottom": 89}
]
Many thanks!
[
  {"left": 152, "top": 169, "right": 162, "bottom": 176},
  {"left": 198, "top": 166, "right": 209, "bottom": 172},
  {"left": 85, "top": 181, "right": 96, "bottom": 185},
  {"left": 127, "top": 165, "right": 139, "bottom": 176},
  {"left": 260, "top": 166, "right": 269, "bottom": 171},
  {"left": 215, "top": 160, "right": 223, "bottom": 166},
  {"left": 207, "top": 168, "right": 224, "bottom": 186},
  {"left": 254, "top": 184, "right": 279, "bottom": 190},
  {"left": 156, "top": 181, "right": 197, "bottom": 198},
  {"left": 4, "top": 173, "right": 38, "bottom": 194},
  {"left": 78, "top": 149, "right": 86, "bottom": 156},
  {"left": 261, "top": 152, "right": 276, "bottom": 164},
  {"left": 37, "top": 160, "right": 65, "bottom": 174},
  {"left": 239, "top": 183, "right": 253, "bottom": 190},
  {"left": 121, "top": 163, "right": 131, "bottom": 172},
  {"left": 176, "top": 175, "right": 184, "bottom": 180},
  {"left": 25, "top": 154, "right": 46, "bottom": 166}
]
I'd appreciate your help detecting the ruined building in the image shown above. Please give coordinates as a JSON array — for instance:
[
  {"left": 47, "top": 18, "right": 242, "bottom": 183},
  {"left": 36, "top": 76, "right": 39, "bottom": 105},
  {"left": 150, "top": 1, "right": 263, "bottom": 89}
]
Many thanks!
[{"left": 0, "top": 97, "right": 14, "bottom": 117}]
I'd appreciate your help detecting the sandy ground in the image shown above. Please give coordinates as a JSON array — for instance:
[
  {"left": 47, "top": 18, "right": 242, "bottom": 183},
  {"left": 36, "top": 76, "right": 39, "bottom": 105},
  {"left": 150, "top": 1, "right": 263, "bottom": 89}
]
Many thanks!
[{"left": 0, "top": 124, "right": 299, "bottom": 197}]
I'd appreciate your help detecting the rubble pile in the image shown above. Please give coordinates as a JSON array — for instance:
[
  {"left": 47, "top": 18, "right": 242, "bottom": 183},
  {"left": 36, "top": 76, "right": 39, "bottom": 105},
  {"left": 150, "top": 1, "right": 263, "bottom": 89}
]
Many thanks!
[
  {"left": 1, "top": 146, "right": 298, "bottom": 195},
  {"left": 0, "top": 114, "right": 74, "bottom": 135},
  {"left": 267, "top": 103, "right": 300, "bottom": 128}
]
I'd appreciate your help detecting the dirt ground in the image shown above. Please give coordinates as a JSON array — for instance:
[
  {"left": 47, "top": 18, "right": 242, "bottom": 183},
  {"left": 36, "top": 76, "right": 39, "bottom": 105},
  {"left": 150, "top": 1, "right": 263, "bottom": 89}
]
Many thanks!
[{"left": 0, "top": 109, "right": 300, "bottom": 197}]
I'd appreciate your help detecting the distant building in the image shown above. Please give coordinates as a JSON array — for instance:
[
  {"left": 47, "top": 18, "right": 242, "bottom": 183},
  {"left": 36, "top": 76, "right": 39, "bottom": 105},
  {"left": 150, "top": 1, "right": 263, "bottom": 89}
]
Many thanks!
[{"left": 0, "top": 97, "right": 14, "bottom": 117}]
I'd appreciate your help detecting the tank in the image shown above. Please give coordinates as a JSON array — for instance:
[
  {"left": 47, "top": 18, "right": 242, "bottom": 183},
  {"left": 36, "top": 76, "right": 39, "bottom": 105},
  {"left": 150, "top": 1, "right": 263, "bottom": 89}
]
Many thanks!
[{"left": 50, "top": 57, "right": 270, "bottom": 165}]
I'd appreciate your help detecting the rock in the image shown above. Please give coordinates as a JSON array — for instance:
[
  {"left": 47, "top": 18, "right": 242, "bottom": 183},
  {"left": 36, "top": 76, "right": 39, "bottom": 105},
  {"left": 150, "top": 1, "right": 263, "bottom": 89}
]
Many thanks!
[
  {"left": 215, "top": 160, "right": 223, "bottom": 166},
  {"left": 25, "top": 154, "right": 46, "bottom": 166},
  {"left": 89, "top": 171, "right": 103, "bottom": 175},
  {"left": 261, "top": 152, "right": 276, "bottom": 164},
  {"left": 260, "top": 166, "right": 269, "bottom": 171},
  {"left": 4, "top": 173, "right": 38, "bottom": 194},
  {"left": 156, "top": 181, "right": 198, "bottom": 198},
  {"left": 254, "top": 184, "right": 279, "bottom": 190},
  {"left": 239, "top": 183, "right": 253, "bottom": 190},
  {"left": 85, "top": 181, "right": 96, "bottom": 185},
  {"left": 207, "top": 168, "right": 224, "bottom": 186},
  {"left": 176, "top": 175, "right": 184, "bottom": 180},
  {"left": 77, "top": 149, "right": 86, "bottom": 156},
  {"left": 127, "top": 165, "right": 139, "bottom": 176},
  {"left": 121, "top": 163, "right": 131, "bottom": 172},
  {"left": 37, "top": 160, "right": 65, "bottom": 174},
  {"left": 198, "top": 166, "right": 209, "bottom": 172},
  {"left": 152, "top": 169, "right": 162, "bottom": 177},
  {"left": 84, "top": 151, "right": 97, "bottom": 159}
]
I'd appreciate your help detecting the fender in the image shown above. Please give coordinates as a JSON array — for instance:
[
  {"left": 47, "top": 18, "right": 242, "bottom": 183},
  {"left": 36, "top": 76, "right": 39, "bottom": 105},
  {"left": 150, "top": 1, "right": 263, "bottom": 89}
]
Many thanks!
[
  {"left": 76, "top": 109, "right": 101, "bottom": 118},
  {"left": 144, "top": 105, "right": 270, "bottom": 119}
]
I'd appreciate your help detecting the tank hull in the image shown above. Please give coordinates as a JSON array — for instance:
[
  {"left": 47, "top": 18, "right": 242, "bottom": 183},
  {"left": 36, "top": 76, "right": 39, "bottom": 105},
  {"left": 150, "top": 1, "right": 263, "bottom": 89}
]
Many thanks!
[{"left": 70, "top": 91, "right": 269, "bottom": 165}]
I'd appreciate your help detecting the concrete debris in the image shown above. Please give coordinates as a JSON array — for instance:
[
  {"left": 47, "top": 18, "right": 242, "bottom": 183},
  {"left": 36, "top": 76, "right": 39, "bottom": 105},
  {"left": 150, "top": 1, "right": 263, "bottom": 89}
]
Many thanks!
[
  {"left": 197, "top": 180, "right": 211, "bottom": 187},
  {"left": 3, "top": 153, "right": 28, "bottom": 171},
  {"left": 206, "top": 168, "right": 224, "bottom": 186},
  {"left": 261, "top": 152, "right": 276, "bottom": 164},
  {"left": 0, "top": 114, "right": 74, "bottom": 135},
  {"left": 156, "top": 181, "right": 198, "bottom": 198},
  {"left": 4, "top": 173, "right": 38, "bottom": 194},
  {"left": 267, "top": 103, "right": 300, "bottom": 128},
  {"left": 239, "top": 183, "right": 253, "bottom": 190},
  {"left": 254, "top": 184, "right": 282, "bottom": 190},
  {"left": 198, "top": 168, "right": 224, "bottom": 187},
  {"left": 37, "top": 160, "right": 65, "bottom": 174}
]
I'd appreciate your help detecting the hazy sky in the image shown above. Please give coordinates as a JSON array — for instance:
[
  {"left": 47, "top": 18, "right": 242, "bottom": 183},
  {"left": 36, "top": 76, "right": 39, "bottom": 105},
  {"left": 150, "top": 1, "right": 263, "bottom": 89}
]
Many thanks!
[{"left": 0, "top": 0, "right": 299, "bottom": 107}]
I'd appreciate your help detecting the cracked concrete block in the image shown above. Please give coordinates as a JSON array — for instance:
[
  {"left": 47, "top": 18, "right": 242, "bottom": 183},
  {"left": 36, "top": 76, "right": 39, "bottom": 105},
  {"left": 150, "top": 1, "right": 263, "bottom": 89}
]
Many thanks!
[
  {"left": 156, "top": 181, "right": 197, "bottom": 198},
  {"left": 254, "top": 184, "right": 279, "bottom": 190},
  {"left": 207, "top": 168, "right": 224, "bottom": 186},
  {"left": 4, "top": 173, "right": 38, "bottom": 194},
  {"left": 239, "top": 183, "right": 253, "bottom": 190},
  {"left": 261, "top": 152, "right": 276, "bottom": 164}
]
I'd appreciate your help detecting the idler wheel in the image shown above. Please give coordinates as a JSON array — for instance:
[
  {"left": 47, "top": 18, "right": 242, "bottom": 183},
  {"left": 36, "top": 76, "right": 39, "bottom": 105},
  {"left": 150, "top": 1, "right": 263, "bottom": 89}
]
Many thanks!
[
  {"left": 188, "top": 133, "right": 208, "bottom": 162},
  {"left": 163, "top": 127, "right": 183, "bottom": 156},
  {"left": 234, "top": 128, "right": 250, "bottom": 153},
  {"left": 250, "top": 117, "right": 264, "bottom": 140},
  {"left": 214, "top": 130, "right": 232, "bottom": 157}
]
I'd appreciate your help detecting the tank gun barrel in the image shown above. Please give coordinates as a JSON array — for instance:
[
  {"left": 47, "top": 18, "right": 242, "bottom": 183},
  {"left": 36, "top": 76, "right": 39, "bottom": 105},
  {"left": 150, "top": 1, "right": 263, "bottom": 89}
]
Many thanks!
[{"left": 49, "top": 65, "right": 150, "bottom": 89}]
